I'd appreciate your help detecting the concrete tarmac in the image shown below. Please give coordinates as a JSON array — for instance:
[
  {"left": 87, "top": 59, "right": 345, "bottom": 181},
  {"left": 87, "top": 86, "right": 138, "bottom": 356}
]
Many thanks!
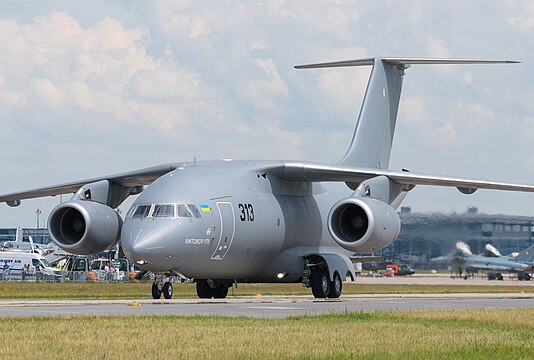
[
  {"left": 1, "top": 293, "right": 534, "bottom": 319},
  {"left": 354, "top": 274, "right": 534, "bottom": 286}
]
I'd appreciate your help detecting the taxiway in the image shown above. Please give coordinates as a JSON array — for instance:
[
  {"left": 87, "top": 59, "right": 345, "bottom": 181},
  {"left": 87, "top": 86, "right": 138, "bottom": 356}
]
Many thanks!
[{"left": 1, "top": 293, "right": 534, "bottom": 318}]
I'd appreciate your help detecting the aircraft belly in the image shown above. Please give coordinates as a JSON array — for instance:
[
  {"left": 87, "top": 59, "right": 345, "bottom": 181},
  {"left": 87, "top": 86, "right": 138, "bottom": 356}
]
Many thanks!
[{"left": 175, "top": 239, "right": 284, "bottom": 279}]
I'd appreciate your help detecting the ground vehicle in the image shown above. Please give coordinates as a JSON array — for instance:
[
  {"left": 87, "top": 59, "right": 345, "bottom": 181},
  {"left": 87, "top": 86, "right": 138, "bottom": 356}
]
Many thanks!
[
  {"left": 91, "top": 258, "right": 133, "bottom": 281},
  {"left": 63, "top": 256, "right": 133, "bottom": 281},
  {"left": 385, "top": 263, "right": 416, "bottom": 276},
  {"left": 363, "top": 261, "right": 416, "bottom": 276},
  {"left": 63, "top": 256, "right": 95, "bottom": 281},
  {"left": 0, "top": 251, "right": 60, "bottom": 280}
]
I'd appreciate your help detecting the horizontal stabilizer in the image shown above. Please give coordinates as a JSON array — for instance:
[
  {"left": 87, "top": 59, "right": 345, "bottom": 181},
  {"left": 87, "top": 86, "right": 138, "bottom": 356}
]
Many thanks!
[{"left": 295, "top": 57, "right": 519, "bottom": 69}]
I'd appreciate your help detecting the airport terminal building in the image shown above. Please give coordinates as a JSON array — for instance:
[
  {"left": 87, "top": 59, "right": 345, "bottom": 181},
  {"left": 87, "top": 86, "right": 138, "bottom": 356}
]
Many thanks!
[
  {"left": 385, "top": 207, "right": 534, "bottom": 269},
  {"left": 0, "top": 228, "right": 50, "bottom": 245}
]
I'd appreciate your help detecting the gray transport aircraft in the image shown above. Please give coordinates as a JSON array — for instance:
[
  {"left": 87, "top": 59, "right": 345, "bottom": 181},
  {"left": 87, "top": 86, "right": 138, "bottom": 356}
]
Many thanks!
[
  {"left": 2, "top": 57, "right": 534, "bottom": 299},
  {"left": 431, "top": 242, "right": 534, "bottom": 280}
]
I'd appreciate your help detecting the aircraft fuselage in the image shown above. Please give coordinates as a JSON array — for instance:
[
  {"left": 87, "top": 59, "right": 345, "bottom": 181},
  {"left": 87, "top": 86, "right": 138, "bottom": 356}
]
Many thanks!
[{"left": 121, "top": 160, "right": 353, "bottom": 282}]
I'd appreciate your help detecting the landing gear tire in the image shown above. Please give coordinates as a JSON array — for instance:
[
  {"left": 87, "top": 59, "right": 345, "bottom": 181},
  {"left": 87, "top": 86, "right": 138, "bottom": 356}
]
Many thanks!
[
  {"left": 328, "top": 272, "right": 342, "bottom": 299},
  {"left": 518, "top": 272, "right": 530, "bottom": 281},
  {"left": 163, "top": 282, "right": 173, "bottom": 299},
  {"left": 196, "top": 279, "right": 213, "bottom": 299},
  {"left": 496, "top": 273, "right": 503, "bottom": 281},
  {"left": 152, "top": 283, "right": 162, "bottom": 299},
  {"left": 311, "top": 270, "right": 330, "bottom": 299},
  {"left": 487, "top": 273, "right": 496, "bottom": 281},
  {"left": 212, "top": 284, "right": 229, "bottom": 299}
]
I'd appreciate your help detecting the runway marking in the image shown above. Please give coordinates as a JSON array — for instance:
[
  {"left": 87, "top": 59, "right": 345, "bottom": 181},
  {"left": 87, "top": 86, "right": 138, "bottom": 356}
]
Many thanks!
[{"left": 243, "top": 306, "right": 303, "bottom": 310}]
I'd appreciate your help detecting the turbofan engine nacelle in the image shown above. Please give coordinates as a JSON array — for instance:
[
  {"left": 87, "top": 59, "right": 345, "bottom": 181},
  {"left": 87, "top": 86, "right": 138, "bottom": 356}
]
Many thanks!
[
  {"left": 328, "top": 196, "right": 401, "bottom": 253},
  {"left": 48, "top": 200, "right": 122, "bottom": 255}
]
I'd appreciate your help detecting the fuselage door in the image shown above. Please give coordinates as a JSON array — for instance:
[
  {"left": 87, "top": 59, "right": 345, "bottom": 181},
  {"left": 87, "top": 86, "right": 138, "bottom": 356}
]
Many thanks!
[{"left": 211, "top": 202, "right": 236, "bottom": 260}]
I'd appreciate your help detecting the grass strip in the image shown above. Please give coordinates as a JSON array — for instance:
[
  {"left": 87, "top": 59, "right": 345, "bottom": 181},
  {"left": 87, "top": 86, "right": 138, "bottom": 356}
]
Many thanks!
[
  {"left": 1, "top": 282, "right": 534, "bottom": 300},
  {"left": 0, "top": 308, "right": 533, "bottom": 359}
]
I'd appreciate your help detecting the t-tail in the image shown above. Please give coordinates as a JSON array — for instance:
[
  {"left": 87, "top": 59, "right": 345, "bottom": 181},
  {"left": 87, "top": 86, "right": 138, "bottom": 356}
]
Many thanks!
[{"left": 295, "top": 58, "right": 518, "bottom": 169}]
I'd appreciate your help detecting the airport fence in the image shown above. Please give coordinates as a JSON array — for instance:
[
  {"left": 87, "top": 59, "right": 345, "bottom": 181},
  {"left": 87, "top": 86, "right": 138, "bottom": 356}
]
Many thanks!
[{"left": 0, "top": 269, "right": 135, "bottom": 283}]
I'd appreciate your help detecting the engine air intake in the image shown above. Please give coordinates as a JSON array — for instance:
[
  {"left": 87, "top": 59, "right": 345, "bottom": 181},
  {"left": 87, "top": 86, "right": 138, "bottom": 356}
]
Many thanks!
[
  {"left": 327, "top": 196, "right": 400, "bottom": 253},
  {"left": 48, "top": 200, "right": 122, "bottom": 255}
]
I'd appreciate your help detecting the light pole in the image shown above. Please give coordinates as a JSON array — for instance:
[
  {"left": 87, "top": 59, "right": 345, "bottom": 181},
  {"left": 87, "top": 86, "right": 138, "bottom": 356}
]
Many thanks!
[{"left": 35, "top": 209, "right": 42, "bottom": 228}]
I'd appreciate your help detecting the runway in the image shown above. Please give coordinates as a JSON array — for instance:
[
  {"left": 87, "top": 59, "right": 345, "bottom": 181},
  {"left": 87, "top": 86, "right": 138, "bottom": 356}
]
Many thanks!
[{"left": 1, "top": 293, "right": 534, "bottom": 319}]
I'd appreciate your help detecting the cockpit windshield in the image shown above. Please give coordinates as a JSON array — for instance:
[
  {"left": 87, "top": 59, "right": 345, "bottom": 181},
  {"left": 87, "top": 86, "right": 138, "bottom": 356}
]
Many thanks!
[
  {"left": 131, "top": 205, "right": 151, "bottom": 219},
  {"left": 153, "top": 204, "right": 175, "bottom": 218},
  {"left": 187, "top": 204, "right": 201, "bottom": 218},
  {"left": 128, "top": 203, "right": 199, "bottom": 219},
  {"left": 177, "top": 205, "right": 192, "bottom": 218}
]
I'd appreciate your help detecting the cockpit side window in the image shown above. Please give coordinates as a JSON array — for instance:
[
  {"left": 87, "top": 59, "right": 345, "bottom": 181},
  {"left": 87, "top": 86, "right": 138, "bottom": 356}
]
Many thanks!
[
  {"left": 187, "top": 204, "right": 201, "bottom": 218},
  {"left": 153, "top": 204, "right": 175, "bottom": 218},
  {"left": 126, "top": 205, "right": 137, "bottom": 219},
  {"left": 177, "top": 204, "right": 192, "bottom": 218},
  {"left": 131, "top": 205, "right": 151, "bottom": 219}
]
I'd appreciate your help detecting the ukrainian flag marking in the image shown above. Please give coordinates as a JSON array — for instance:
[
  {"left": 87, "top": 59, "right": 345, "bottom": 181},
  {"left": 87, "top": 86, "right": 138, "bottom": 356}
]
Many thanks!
[{"left": 200, "top": 204, "right": 211, "bottom": 213}]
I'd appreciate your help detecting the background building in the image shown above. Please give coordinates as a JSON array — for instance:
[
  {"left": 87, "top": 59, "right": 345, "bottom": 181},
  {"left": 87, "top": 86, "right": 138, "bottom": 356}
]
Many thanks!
[
  {"left": 0, "top": 228, "right": 50, "bottom": 245},
  {"left": 383, "top": 207, "right": 534, "bottom": 269}
]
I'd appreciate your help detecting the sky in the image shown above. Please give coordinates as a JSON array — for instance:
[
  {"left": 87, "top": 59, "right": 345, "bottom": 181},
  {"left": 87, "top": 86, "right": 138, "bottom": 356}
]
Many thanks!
[{"left": 1, "top": 0, "right": 534, "bottom": 228}]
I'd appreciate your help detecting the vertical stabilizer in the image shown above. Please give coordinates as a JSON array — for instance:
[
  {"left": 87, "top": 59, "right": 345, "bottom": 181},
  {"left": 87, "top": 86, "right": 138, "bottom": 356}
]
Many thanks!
[
  {"left": 515, "top": 244, "right": 534, "bottom": 263},
  {"left": 339, "top": 58, "right": 404, "bottom": 168},
  {"left": 295, "top": 57, "right": 517, "bottom": 169}
]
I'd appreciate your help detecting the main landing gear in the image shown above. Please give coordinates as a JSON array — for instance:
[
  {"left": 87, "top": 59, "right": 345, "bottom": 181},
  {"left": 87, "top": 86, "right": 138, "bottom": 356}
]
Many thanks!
[
  {"left": 308, "top": 269, "right": 342, "bottom": 299},
  {"left": 518, "top": 272, "right": 531, "bottom": 281},
  {"left": 196, "top": 279, "right": 229, "bottom": 299},
  {"left": 487, "top": 272, "right": 504, "bottom": 281},
  {"left": 151, "top": 276, "right": 174, "bottom": 299}
]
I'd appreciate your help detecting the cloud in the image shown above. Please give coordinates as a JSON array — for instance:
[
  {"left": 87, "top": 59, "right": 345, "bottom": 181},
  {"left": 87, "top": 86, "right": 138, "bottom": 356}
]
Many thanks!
[
  {"left": 127, "top": 64, "right": 202, "bottom": 103},
  {"left": 507, "top": 3, "right": 534, "bottom": 30},
  {"left": 459, "top": 72, "right": 473, "bottom": 85},
  {"left": 244, "top": 58, "right": 289, "bottom": 109},
  {"left": 425, "top": 36, "right": 449, "bottom": 58},
  {"left": 401, "top": 97, "right": 427, "bottom": 125},
  {"left": 0, "top": 11, "right": 230, "bottom": 139},
  {"left": 0, "top": 12, "right": 155, "bottom": 121},
  {"left": 423, "top": 121, "right": 458, "bottom": 145},
  {"left": 181, "top": 15, "right": 211, "bottom": 39}
]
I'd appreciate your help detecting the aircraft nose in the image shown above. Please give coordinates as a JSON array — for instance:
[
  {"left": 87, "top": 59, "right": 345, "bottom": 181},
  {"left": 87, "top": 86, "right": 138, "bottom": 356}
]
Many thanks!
[{"left": 122, "top": 227, "right": 167, "bottom": 265}]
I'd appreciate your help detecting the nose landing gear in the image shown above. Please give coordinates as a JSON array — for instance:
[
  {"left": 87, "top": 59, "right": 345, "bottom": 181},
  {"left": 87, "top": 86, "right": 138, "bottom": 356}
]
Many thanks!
[{"left": 151, "top": 275, "right": 174, "bottom": 299}]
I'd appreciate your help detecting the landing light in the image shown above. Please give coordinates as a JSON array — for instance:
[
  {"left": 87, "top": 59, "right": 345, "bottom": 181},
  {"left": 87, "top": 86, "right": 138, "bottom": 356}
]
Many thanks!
[
  {"left": 276, "top": 272, "right": 288, "bottom": 279},
  {"left": 136, "top": 260, "right": 148, "bottom": 265}
]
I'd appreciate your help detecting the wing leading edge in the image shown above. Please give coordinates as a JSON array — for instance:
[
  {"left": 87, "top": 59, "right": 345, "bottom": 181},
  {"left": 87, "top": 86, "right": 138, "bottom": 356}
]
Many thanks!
[
  {"left": 0, "top": 163, "right": 178, "bottom": 207},
  {"left": 266, "top": 161, "right": 534, "bottom": 194}
]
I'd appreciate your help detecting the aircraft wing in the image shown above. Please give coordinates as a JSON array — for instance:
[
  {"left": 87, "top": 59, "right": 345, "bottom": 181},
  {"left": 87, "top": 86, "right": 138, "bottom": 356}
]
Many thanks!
[
  {"left": 0, "top": 163, "right": 178, "bottom": 206},
  {"left": 268, "top": 161, "right": 534, "bottom": 194}
]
